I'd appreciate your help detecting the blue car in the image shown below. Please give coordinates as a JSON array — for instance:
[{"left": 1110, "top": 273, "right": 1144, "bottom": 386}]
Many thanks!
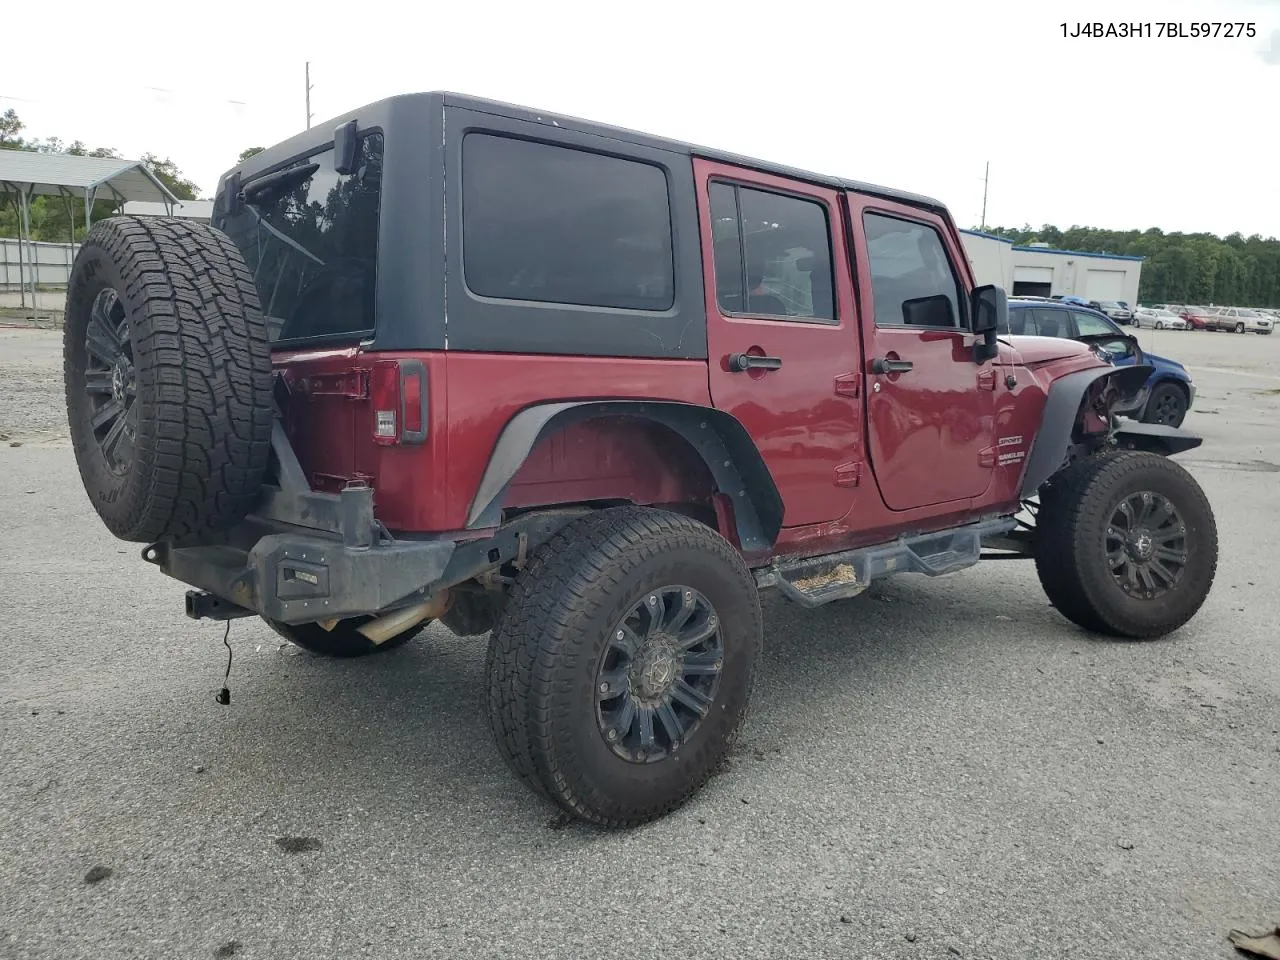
[{"left": 1003, "top": 298, "right": 1196, "bottom": 427}]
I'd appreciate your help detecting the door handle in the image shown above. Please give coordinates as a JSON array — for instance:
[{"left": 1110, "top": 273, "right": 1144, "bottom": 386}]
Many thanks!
[
  {"left": 871, "top": 357, "right": 914, "bottom": 374},
  {"left": 729, "top": 353, "right": 783, "bottom": 373}
]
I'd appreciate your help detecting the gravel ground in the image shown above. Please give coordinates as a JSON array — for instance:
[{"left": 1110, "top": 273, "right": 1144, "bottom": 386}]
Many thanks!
[{"left": 1, "top": 327, "right": 1278, "bottom": 960}]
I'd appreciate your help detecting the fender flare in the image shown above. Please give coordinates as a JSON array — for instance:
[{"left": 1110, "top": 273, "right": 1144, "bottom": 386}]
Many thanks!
[
  {"left": 465, "top": 401, "right": 783, "bottom": 552},
  {"left": 1018, "top": 364, "right": 1153, "bottom": 498}
]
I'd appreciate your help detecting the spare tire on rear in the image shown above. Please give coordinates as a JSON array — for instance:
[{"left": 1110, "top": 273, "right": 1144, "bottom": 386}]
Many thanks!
[{"left": 64, "top": 216, "right": 274, "bottom": 543}]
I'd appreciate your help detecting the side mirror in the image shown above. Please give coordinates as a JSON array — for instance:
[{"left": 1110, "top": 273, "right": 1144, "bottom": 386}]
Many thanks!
[
  {"left": 334, "top": 120, "right": 359, "bottom": 175},
  {"left": 970, "top": 284, "right": 1005, "bottom": 363},
  {"left": 1095, "top": 336, "right": 1140, "bottom": 361}
]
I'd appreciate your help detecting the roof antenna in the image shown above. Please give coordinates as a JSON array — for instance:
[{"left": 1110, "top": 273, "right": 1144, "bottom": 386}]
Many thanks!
[{"left": 980, "top": 160, "right": 989, "bottom": 230}]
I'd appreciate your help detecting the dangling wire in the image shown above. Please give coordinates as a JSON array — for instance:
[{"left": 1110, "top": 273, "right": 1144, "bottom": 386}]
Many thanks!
[
  {"left": 222, "top": 620, "right": 232, "bottom": 682},
  {"left": 215, "top": 621, "right": 233, "bottom": 706}
]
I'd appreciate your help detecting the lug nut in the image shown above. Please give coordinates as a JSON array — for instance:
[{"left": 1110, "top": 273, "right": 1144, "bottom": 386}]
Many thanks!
[
  {"left": 599, "top": 682, "right": 609, "bottom": 693},
  {"left": 607, "top": 729, "right": 617, "bottom": 741}
]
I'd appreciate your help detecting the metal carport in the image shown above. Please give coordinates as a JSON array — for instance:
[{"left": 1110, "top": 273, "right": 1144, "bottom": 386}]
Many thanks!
[{"left": 0, "top": 151, "right": 179, "bottom": 309}]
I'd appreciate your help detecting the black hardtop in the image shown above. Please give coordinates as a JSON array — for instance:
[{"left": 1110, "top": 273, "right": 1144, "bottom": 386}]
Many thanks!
[{"left": 219, "top": 90, "right": 946, "bottom": 214}]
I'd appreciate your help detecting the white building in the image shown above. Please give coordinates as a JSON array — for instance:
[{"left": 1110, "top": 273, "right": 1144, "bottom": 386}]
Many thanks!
[{"left": 960, "top": 230, "right": 1143, "bottom": 306}]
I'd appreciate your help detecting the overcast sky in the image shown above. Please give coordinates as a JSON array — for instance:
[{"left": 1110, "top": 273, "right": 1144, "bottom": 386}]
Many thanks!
[{"left": 5, "top": 0, "right": 1278, "bottom": 237}]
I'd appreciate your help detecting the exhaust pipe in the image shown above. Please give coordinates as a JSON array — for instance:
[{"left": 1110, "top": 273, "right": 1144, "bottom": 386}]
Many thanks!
[{"left": 355, "top": 591, "right": 452, "bottom": 645}]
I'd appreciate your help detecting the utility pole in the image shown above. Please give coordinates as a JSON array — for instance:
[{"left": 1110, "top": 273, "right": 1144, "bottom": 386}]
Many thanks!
[
  {"left": 980, "top": 160, "right": 989, "bottom": 229},
  {"left": 305, "top": 61, "right": 313, "bottom": 130}
]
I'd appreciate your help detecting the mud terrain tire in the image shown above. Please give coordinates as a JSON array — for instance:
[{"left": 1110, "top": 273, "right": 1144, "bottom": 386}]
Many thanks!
[
  {"left": 486, "top": 508, "right": 762, "bottom": 826},
  {"left": 1035, "top": 451, "right": 1217, "bottom": 638},
  {"left": 64, "top": 217, "right": 273, "bottom": 543},
  {"left": 264, "top": 617, "right": 424, "bottom": 658}
]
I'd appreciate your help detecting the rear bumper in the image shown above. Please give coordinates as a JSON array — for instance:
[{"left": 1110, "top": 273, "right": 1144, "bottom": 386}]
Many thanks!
[
  {"left": 147, "top": 531, "right": 455, "bottom": 626},
  {"left": 143, "top": 480, "right": 456, "bottom": 626}
]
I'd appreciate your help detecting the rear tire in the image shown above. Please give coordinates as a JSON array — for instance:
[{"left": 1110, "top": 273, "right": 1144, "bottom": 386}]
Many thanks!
[
  {"left": 63, "top": 217, "right": 273, "bottom": 543},
  {"left": 1034, "top": 452, "right": 1216, "bottom": 638},
  {"left": 1235, "top": 322, "right": 1246, "bottom": 334},
  {"left": 264, "top": 616, "right": 424, "bottom": 658},
  {"left": 1141, "top": 382, "right": 1188, "bottom": 428},
  {"left": 486, "top": 508, "right": 761, "bottom": 826}
]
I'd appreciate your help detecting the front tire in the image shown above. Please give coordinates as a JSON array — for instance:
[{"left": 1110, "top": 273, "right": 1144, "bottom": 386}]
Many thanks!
[
  {"left": 1235, "top": 322, "right": 1246, "bottom": 334},
  {"left": 1141, "top": 382, "right": 1188, "bottom": 428},
  {"left": 486, "top": 508, "right": 761, "bottom": 826},
  {"left": 264, "top": 616, "right": 425, "bottom": 657},
  {"left": 1035, "top": 452, "right": 1217, "bottom": 638}
]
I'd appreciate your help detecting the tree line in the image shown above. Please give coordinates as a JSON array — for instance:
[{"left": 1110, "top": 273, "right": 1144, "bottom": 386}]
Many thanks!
[{"left": 977, "top": 223, "right": 1280, "bottom": 308}]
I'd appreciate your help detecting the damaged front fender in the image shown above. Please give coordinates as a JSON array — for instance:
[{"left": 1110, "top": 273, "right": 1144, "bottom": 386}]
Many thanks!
[{"left": 1018, "top": 364, "right": 1155, "bottom": 498}]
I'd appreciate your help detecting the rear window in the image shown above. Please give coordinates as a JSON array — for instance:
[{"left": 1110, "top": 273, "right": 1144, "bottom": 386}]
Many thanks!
[
  {"left": 461, "top": 134, "right": 674, "bottom": 312},
  {"left": 218, "top": 133, "right": 384, "bottom": 344}
]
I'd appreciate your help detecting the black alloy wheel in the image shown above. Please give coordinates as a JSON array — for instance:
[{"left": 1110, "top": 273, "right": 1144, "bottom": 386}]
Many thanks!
[
  {"left": 595, "top": 585, "right": 724, "bottom": 763},
  {"left": 1104, "top": 491, "right": 1187, "bottom": 599},
  {"left": 81, "top": 288, "right": 138, "bottom": 475}
]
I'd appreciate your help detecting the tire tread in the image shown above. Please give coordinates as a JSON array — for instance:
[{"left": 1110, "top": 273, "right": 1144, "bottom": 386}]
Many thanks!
[
  {"left": 486, "top": 507, "right": 761, "bottom": 826},
  {"left": 1035, "top": 451, "right": 1217, "bottom": 638},
  {"left": 64, "top": 216, "right": 273, "bottom": 543}
]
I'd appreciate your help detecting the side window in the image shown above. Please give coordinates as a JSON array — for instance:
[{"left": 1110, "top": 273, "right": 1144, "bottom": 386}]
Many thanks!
[
  {"left": 863, "top": 213, "right": 962, "bottom": 328},
  {"left": 462, "top": 134, "right": 674, "bottom": 311},
  {"left": 1071, "top": 311, "right": 1115, "bottom": 337},
  {"left": 709, "top": 181, "right": 835, "bottom": 322},
  {"left": 1030, "top": 309, "right": 1066, "bottom": 337}
]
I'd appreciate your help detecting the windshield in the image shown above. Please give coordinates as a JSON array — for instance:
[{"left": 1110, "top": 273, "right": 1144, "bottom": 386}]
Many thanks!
[{"left": 217, "top": 133, "right": 384, "bottom": 344}]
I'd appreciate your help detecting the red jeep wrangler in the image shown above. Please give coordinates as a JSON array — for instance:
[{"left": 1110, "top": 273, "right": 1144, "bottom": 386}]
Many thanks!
[{"left": 63, "top": 92, "right": 1217, "bottom": 826}]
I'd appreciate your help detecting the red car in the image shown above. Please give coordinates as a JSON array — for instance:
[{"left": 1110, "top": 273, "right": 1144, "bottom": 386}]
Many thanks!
[
  {"left": 1168, "top": 304, "right": 1213, "bottom": 330},
  {"left": 61, "top": 93, "right": 1219, "bottom": 826}
]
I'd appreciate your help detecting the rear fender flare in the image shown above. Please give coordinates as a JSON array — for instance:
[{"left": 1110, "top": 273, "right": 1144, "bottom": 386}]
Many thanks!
[
  {"left": 1018, "top": 364, "right": 1153, "bottom": 497},
  {"left": 465, "top": 401, "right": 783, "bottom": 552}
]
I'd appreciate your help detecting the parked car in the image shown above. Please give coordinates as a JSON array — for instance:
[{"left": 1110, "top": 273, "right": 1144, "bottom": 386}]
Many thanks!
[
  {"left": 59, "top": 91, "right": 1218, "bottom": 827},
  {"left": 1095, "top": 299, "right": 1134, "bottom": 324},
  {"left": 1132, "top": 306, "right": 1188, "bottom": 330},
  {"left": 1206, "top": 306, "right": 1274, "bottom": 334},
  {"left": 1003, "top": 299, "right": 1196, "bottom": 426},
  {"left": 1167, "top": 304, "right": 1214, "bottom": 330}
]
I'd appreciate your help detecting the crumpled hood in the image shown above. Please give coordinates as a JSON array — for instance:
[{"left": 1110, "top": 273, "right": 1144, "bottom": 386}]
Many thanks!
[{"left": 995, "top": 335, "right": 1095, "bottom": 366}]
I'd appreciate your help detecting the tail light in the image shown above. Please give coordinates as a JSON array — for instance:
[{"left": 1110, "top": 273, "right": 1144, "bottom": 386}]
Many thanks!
[{"left": 370, "top": 359, "right": 428, "bottom": 446}]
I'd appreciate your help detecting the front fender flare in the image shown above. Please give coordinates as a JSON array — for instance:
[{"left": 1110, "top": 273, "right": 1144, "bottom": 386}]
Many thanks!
[
  {"left": 465, "top": 401, "right": 784, "bottom": 553},
  {"left": 1018, "top": 364, "right": 1152, "bottom": 498}
]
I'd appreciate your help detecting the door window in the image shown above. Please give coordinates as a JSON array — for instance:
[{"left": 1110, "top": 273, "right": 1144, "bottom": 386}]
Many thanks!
[
  {"left": 709, "top": 182, "right": 835, "bottom": 322},
  {"left": 863, "top": 213, "right": 963, "bottom": 329},
  {"left": 1070, "top": 311, "right": 1116, "bottom": 337}
]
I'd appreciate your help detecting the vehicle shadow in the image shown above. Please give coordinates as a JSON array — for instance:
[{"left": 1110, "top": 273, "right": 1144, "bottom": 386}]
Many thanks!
[{"left": 176, "top": 574, "right": 1078, "bottom": 835}]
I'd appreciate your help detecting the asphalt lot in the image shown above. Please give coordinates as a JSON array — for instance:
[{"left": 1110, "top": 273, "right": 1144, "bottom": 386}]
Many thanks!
[{"left": 1, "top": 326, "right": 1278, "bottom": 960}]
